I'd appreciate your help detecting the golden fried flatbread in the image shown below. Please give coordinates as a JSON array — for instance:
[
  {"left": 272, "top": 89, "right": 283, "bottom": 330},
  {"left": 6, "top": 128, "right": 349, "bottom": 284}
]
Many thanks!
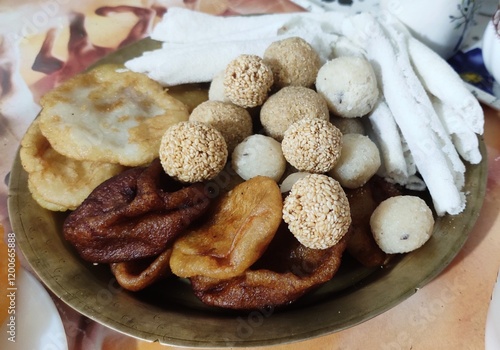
[
  {"left": 190, "top": 226, "right": 350, "bottom": 310},
  {"left": 169, "top": 176, "right": 283, "bottom": 279},
  {"left": 20, "top": 119, "right": 124, "bottom": 211},
  {"left": 38, "top": 64, "right": 189, "bottom": 167}
]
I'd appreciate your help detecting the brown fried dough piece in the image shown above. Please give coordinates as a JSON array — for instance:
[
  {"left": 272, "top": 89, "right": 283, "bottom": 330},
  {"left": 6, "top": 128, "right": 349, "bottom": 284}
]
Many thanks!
[
  {"left": 170, "top": 176, "right": 283, "bottom": 279},
  {"left": 64, "top": 159, "right": 212, "bottom": 263},
  {"left": 110, "top": 248, "right": 173, "bottom": 291},
  {"left": 190, "top": 225, "right": 350, "bottom": 310},
  {"left": 345, "top": 176, "right": 402, "bottom": 267}
]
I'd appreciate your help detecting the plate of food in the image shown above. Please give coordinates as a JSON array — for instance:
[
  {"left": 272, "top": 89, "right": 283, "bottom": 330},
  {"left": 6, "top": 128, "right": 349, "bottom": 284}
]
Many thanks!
[{"left": 8, "top": 9, "right": 488, "bottom": 348}]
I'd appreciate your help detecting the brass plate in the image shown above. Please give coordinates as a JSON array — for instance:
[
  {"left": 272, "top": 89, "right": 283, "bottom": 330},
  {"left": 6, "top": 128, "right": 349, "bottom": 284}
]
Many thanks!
[{"left": 8, "top": 38, "right": 488, "bottom": 347}]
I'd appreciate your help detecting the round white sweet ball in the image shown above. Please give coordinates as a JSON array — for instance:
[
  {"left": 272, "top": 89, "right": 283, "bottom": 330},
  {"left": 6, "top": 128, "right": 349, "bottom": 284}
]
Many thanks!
[
  {"left": 370, "top": 196, "right": 435, "bottom": 254},
  {"left": 316, "top": 56, "right": 379, "bottom": 118},
  {"left": 208, "top": 70, "right": 230, "bottom": 102},
  {"left": 231, "top": 134, "right": 286, "bottom": 182},
  {"left": 279, "top": 171, "right": 310, "bottom": 193},
  {"left": 329, "top": 133, "right": 381, "bottom": 189}
]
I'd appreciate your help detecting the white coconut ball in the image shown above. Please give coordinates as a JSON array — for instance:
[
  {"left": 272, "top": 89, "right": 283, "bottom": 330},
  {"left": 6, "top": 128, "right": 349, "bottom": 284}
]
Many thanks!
[
  {"left": 329, "top": 133, "right": 381, "bottom": 189},
  {"left": 208, "top": 70, "right": 230, "bottom": 102},
  {"left": 316, "top": 56, "right": 379, "bottom": 118},
  {"left": 370, "top": 196, "right": 435, "bottom": 254},
  {"left": 279, "top": 171, "right": 310, "bottom": 193},
  {"left": 231, "top": 134, "right": 286, "bottom": 182}
]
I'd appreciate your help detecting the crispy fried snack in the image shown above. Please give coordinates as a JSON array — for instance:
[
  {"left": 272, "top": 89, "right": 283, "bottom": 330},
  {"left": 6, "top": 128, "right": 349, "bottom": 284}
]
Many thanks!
[
  {"left": 20, "top": 118, "right": 125, "bottom": 211},
  {"left": 190, "top": 224, "right": 350, "bottom": 310},
  {"left": 64, "top": 159, "right": 212, "bottom": 263},
  {"left": 38, "top": 64, "right": 189, "bottom": 167},
  {"left": 110, "top": 248, "right": 173, "bottom": 291},
  {"left": 345, "top": 176, "right": 402, "bottom": 267},
  {"left": 169, "top": 176, "right": 283, "bottom": 279}
]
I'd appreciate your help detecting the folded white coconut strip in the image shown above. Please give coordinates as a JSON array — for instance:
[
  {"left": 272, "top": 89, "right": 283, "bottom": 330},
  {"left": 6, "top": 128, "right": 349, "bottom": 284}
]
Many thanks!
[
  {"left": 381, "top": 13, "right": 483, "bottom": 161},
  {"left": 152, "top": 8, "right": 296, "bottom": 43},
  {"left": 126, "top": 38, "right": 276, "bottom": 86},
  {"left": 342, "top": 13, "right": 465, "bottom": 215},
  {"left": 331, "top": 36, "right": 366, "bottom": 57},
  {"left": 378, "top": 15, "right": 466, "bottom": 191},
  {"left": 151, "top": 7, "right": 347, "bottom": 43},
  {"left": 407, "top": 37, "right": 484, "bottom": 136},
  {"left": 368, "top": 100, "right": 409, "bottom": 183},
  {"left": 367, "top": 100, "right": 426, "bottom": 191},
  {"left": 126, "top": 30, "right": 338, "bottom": 86},
  {"left": 126, "top": 9, "right": 344, "bottom": 86},
  {"left": 431, "top": 95, "right": 482, "bottom": 164}
]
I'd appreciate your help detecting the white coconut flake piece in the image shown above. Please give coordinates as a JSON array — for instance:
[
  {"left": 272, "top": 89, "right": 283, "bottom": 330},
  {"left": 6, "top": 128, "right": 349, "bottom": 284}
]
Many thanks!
[
  {"left": 431, "top": 95, "right": 482, "bottom": 164},
  {"left": 368, "top": 100, "right": 409, "bottom": 184},
  {"left": 407, "top": 37, "right": 484, "bottom": 135},
  {"left": 125, "top": 39, "right": 275, "bottom": 86},
  {"left": 152, "top": 8, "right": 347, "bottom": 44},
  {"left": 379, "top": 15, "right": 466, "bottom": 191}
]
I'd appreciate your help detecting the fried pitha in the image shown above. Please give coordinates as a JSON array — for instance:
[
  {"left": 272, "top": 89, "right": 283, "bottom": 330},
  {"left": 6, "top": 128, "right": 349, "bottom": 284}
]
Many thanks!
[
  {"left": 110, "top": 248, "right": 173, "bottom": 291},
  {"left": 190, "top": 224, "right": 350, "bottom": 310},
  {"left": 38, "top": 64, "right": 190, "bottom": 167},
  {"left": 20, "top": 118, "right": 124, "bottom": 211},
  {"left": 170, "top": 176, "right": 283, "bottom": 279},
  {"left": 64, "top": 159, "right": 212, "bottom": 263}
]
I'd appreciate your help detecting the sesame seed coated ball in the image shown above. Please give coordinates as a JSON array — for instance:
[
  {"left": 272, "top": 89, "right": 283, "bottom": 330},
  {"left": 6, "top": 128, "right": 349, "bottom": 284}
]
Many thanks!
[
  {"left": 260, "top": 86, "right": 329, "bottom": 141},
  {"left": 281, "top": 118, "right": 342, "bottom": 173},
  {"left": 159, "top": 121, "right": 228, "bottom": 183},
  {"left": 263, "top": 37, "right": 321, "bottom": 88},
  {"left": 189, "top": 100, "right": 253, "bottom": 153},
  {"left": 283, "top": 174, "right": 351, "bottom": 249},
  {"left": 223, "top": 54, "right": 273, "bottom": 108}
]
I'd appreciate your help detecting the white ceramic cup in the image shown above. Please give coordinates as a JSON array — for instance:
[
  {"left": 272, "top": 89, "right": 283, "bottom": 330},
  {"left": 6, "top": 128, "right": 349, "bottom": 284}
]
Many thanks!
[
  {"left": 380, "top": 0, "right": 480, "bottom": 58},
  {"left": 482, "top": 5, "right": 500, "bottom": 83}
]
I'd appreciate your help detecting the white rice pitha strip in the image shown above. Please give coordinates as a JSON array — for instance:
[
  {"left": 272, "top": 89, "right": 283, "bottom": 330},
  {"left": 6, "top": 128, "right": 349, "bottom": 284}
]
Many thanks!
[
  {"left": 125, "top": 38, "right": 276, "bottom": 86},
  {"left": 342, "top": 13, "right": 465, "bottom": 215},
  {"left": 152, "top": 7, "right": 347, "bottom": 44},
  {"left": 368, "top": 100, "right": 409, "bottom": 184},
  {"left": 367, "top": 100, "right": 426, "bottom": 191},
  {"left": 379, "top": 16, "right": 466, "bottom": 191},
  {"left": 126, "top": 12, "right": 342, "bottom": 86},
  {"left": 152, "top": 7, "right": 297, "bottom": 43},
  {"left": 408, "top": 37, "right": 484, "bottom": 135},
  {"left": 431, "top": 95, "right": 482, "bottom": 164},
  {"left": 277, "top": 16, "right": 340, "bottom": 62},
  {"left": 331, "top": 36, "right": 366, "bottom": 58}
]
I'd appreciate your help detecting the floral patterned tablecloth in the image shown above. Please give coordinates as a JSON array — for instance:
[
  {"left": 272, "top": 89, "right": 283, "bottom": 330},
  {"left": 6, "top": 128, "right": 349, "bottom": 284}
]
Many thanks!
[{"left": 1, "top": 1, "right": 500, "bottom": 349}]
